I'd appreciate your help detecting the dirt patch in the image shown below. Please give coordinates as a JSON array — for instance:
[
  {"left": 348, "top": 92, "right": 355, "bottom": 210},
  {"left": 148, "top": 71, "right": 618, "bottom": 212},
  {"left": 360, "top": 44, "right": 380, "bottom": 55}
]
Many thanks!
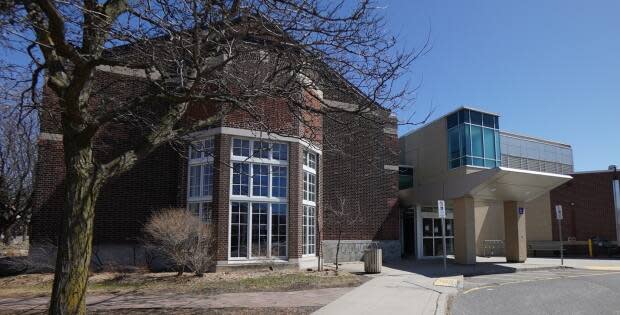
[
  {"left": 0, "top": 306, "right": 320, "bottom": 315},
  {"left": 0, "top": 268, "right": 365, "bottom": 298}
]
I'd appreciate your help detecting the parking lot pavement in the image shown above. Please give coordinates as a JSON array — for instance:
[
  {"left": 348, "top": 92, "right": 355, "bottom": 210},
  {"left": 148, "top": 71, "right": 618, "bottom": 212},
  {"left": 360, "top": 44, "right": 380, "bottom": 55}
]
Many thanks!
[
  {"left": 461, "top": 268, "right": 620, "bottom": 294},
  {"left": 453, "top": 268, "right": 620, "bottom": 315}
]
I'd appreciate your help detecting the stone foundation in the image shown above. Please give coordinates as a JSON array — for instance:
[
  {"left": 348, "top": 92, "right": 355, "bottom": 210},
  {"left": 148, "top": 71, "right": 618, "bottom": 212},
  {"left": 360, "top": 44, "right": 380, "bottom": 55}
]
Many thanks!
[{"left": 321, "top": 240, "right": 401, "bottom": 263}]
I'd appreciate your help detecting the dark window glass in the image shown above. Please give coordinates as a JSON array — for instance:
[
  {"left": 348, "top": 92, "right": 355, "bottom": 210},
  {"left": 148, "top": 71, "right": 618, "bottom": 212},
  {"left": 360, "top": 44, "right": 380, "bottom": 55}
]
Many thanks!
[
  {"left": 494, "top": 116, "right": 500, "bottom": 129},
  {"left": 448, "top": 128, "right": 461, "bottom": 160},
  {"left": 483, "top": 114, "right": 495, "bottom": 128},
  {"left": 464, "top": 124, "right": 471, "bottom": 155},
  {"left": 447, "top": 113, "right": 458, "bottom": 129},
  {"left": 470, "top": 111, "right": 483, "bottom": 125},
  {"left": 423, "top": 218, "right": 433, "bottom": 237},
  {"left": 450, "top": 159, "right": 461, "bottom": 168}
]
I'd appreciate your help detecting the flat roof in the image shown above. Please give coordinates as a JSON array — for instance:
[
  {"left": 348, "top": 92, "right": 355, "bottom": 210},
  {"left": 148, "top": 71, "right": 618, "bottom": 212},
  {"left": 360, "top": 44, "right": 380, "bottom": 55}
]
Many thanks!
[
  {"left": 400, "top": 106, "right": 572, "bottom": 148},
  {"left": 500, "top": 130, "right": 572, "bottom": 148},
  {"left": 400, "top": 106, "right": 500, "bottom": 138}
]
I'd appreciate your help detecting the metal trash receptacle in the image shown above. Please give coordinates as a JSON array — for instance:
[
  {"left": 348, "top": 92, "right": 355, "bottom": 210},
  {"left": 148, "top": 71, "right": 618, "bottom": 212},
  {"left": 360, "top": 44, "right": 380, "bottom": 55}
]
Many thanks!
[{"left": 364, "top": 248, "right": 382, "bottom": 273}]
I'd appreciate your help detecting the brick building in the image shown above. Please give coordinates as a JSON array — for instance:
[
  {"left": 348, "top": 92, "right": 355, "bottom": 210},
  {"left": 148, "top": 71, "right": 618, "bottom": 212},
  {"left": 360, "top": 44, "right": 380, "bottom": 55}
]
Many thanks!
[
  {"left": 30, "top": 59, "right": 400, "bottom": 270},
  {"left": 550, "top": 168, "right": 620, "bottom": 253}
]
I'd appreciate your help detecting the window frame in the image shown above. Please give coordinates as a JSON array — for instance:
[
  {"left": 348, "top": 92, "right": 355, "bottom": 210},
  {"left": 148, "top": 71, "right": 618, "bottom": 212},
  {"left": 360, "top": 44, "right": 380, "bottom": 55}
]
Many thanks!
[
  {"left": 185, "top": 136, "right": 216, "bottom": 216},
  {"left": 228, "top": 137, "right": 291, "bottom": 261},
  {"left": 302, "top": 150, "right": 318, "bottom": 256}
]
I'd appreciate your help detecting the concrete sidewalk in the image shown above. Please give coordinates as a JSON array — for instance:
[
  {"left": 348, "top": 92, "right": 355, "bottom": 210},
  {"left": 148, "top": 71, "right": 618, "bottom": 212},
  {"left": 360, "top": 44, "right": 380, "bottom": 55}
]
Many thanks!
[{"left": 314, "top": 262, "right": 460, "bottom": 315}]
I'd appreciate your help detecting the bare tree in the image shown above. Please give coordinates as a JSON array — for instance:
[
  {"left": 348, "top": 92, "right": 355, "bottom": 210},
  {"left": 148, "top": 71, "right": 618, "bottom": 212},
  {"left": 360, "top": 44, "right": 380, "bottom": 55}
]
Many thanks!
[
  {"left": 0, "top": 63, "right": 38, "bottom": 245},
  {"left": 327, "top": 196, "right": 362, "bottom": 271},
  {"left": 1, "top": 1, "right": 423, "bottom": 313}
]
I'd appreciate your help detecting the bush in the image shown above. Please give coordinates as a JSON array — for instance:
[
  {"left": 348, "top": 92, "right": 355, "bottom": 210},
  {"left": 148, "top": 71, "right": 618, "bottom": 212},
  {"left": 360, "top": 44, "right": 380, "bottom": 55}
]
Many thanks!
[{"left": 143, "top": 208, "right": 215, "bottom": 276}]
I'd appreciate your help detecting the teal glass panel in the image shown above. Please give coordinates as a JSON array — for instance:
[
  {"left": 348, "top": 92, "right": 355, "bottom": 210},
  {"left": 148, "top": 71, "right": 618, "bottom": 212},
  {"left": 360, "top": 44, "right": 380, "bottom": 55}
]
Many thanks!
[
  {"left": 464, "top": 124, "right": 470, "bottom": 155},
  {"left": 483, "top": 128, "right": 496, "bottom": 159},
  {"left": 494, "top": 130, "right": 501, "bottom": 161},
  {"left": 471, "top": 126, "right": 483, "bottom": 157}
]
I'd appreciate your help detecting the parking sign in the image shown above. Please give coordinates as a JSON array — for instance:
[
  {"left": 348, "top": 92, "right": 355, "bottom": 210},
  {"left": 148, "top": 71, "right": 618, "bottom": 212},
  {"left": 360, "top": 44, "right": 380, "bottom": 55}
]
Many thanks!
[
  {"left": 438, "top": 200, "right": 446, "bottom": 218},
  {"left": 555, "top": 205, "right": 563, "bottom": 220}
]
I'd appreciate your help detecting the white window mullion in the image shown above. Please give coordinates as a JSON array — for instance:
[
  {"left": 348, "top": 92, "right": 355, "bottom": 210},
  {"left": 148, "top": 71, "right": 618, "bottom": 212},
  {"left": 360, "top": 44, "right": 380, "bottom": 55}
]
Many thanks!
[{"left": 267, "top": 204, "right": 273, "bottom": 258}]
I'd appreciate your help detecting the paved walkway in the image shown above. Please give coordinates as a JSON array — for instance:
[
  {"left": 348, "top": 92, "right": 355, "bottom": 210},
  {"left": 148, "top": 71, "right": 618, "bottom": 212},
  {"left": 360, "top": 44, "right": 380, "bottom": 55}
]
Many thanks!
[
  {"left": 0, "top": 287, "right": 352, "bottom": 311},
  {"left": 314, "top": 262, "right": 460, "bottom": 315},
  {"left": 314, "top": 257, "right": 620, "bottom": 315}
]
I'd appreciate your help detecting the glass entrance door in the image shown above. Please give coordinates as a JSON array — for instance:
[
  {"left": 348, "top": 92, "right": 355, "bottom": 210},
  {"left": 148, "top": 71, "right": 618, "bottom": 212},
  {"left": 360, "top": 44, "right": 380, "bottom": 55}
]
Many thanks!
[{"left": 419, "top": 213, "right": 454, "bottom": 258}]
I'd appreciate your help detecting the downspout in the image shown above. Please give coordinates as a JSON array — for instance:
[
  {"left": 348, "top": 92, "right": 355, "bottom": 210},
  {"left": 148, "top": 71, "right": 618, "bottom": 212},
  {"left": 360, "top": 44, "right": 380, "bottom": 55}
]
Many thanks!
[{"left": 610, "top": 165, "right": 620, "bottom": 243}]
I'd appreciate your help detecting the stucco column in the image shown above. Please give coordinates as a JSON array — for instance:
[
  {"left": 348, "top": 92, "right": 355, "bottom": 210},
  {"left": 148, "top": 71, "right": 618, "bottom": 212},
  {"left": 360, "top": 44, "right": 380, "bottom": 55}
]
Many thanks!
[
  {"left": 504, "top": 201, "right": 527, "bottom": 263},
  {"left": 454, "top": 196, "right": 476, "bottom": 264}
]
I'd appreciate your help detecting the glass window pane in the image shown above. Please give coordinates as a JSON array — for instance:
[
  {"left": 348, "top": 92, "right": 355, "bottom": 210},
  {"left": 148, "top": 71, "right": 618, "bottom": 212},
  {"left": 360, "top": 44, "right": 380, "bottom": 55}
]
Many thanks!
[
  {"left": 253, "top": 141, "right": 270, "bottom": 158},
  {"left": 447, "top": 113, "right": 458, "bottom": 129},
  {"left": 189, "top": 165, "right": 201, "bottom": 197},
  {"left": 483, "top": 128, "right": 496, "bottom": 159},
  {"left": 252, "top": 164, "right": 269, "bottom": 197},
  {"left": 495, "top": 131, "right": 501, "bottom": 161},
  {"left": 202, "top": 164, "right": 213, "bottom": 196},
  {"left": 470, "top": 126, "right": 483, "bottom": 157},
  {"left": 448, "top": 128, "right": 461, "bottom": 161},
  {"left": 272, "top": 143, "right": 288, "bottom": 161},
  {"left": 423, "top": 218, "right": 433, "bottom": 237},
  {"left": 231, "top": 202, "right": 249, "bottom": 258},
  {"left": 233, "top": 139, "right": 250, "bottom": 157},
  {"left": 232, "top": 163, "right": 249, "bottom": 196},
  {"left": 190, "top": 141, "right": 203, "bottom": 159},
  {"left": 272, "top": 166, "right": 288, "bottom": 197},
  {"left": 483, "top": 114, "right": 495, "bottom": 128},
  {"left": 423, "top": 238, "right": 434, "bottom": 256},
  {"left": 470, "top": 111, "right": 482, "bottom": 125}
]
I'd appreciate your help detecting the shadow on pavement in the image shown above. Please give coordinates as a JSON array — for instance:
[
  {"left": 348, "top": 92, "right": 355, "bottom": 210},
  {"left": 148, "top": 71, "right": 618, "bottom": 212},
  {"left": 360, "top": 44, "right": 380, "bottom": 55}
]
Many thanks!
[{"left": 384, "top": 257, "right": 530, "bottom": 277}]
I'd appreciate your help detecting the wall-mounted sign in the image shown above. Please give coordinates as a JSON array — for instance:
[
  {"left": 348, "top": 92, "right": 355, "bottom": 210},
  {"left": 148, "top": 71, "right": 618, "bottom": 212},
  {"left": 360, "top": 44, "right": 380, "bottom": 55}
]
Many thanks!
[{"left": 518, "top": 207, "right": 525, "bottom": 215}]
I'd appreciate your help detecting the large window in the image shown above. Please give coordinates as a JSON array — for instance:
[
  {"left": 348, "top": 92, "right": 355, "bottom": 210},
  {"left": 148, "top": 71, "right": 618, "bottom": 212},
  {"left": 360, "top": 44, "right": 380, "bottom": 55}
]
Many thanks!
[
  {"left": 303, "top": 205, "right": 316, "bottom": 255},
  {"left": 229, "top": 138, "right": 289, "bottom": 260},
  {"left": 447, "top": 109, "right": 501, "bottom": 169},
  {"left": 302, "top": 150, "right": 317, "bottom": 255},
  {"left": 187, "top": 138, "right": 215, "bottom": 223}
]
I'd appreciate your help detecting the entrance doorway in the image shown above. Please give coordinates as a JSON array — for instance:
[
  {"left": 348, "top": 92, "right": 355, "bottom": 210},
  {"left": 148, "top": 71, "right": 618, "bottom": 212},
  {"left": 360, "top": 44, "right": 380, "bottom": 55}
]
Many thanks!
[
  {"left": 417, "top": 206, "right": 454, "bottom": 258},
  {"left": 402, "top": 208, "right": 416, "bottom": 257}
]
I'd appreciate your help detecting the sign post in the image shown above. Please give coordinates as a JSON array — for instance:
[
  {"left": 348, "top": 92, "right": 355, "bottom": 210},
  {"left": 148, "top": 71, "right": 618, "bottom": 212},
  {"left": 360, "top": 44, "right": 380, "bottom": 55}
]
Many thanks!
[
  {"left": 555, "top": 205, "right": 564, "bottom": 266},
  {"left": 438, "top": 200, "right": 447, "bottom": 273}
]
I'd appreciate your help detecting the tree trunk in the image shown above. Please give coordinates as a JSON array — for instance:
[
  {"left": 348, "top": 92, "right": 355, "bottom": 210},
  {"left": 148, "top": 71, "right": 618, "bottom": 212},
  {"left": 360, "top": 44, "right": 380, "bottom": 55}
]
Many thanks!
[{"left": 49, "top": 145, "right": 103, "bottom": 315}]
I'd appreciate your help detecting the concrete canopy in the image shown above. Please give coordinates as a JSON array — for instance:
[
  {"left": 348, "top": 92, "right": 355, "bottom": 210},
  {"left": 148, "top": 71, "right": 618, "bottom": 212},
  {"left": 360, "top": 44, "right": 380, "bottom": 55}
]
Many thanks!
[{"left": 400, "top": 167, "right": 572, "bottom": 206}]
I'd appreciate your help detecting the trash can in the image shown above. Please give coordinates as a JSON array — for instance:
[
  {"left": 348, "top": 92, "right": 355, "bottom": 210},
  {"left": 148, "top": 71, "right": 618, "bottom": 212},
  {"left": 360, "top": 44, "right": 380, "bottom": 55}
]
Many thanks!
[{"left": 364, "top": 248, "right": 382, "bottom": 274}]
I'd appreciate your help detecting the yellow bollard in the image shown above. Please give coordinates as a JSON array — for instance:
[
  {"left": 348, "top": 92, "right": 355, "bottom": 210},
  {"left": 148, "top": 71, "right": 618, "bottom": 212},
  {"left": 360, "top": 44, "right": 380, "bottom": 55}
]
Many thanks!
[{"left": 588, "top": 239, "right": 593, "bottom": 257}]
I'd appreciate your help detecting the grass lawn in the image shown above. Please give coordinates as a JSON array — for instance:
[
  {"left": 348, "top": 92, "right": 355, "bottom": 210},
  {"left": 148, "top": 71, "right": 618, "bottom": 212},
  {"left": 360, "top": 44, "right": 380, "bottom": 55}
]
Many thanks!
[{"left": 0, "top": 268, "right": 365, "bottom": 298}]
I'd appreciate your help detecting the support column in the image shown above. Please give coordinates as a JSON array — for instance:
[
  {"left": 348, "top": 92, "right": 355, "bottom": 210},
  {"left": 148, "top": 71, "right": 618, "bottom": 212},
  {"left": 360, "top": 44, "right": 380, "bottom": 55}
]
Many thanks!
[
  {"left": 504, "top": 201, "right": 527, "bottom": 263},
  {"left": 454, "top": 196, "right": 476, "bottom": 264}
]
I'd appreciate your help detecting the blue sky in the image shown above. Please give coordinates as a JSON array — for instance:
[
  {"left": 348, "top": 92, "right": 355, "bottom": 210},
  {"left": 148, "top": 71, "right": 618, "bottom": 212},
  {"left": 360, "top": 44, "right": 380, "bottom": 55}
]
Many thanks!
[{"left": 385, "top": 0, "right": 620, "bottom": 171}]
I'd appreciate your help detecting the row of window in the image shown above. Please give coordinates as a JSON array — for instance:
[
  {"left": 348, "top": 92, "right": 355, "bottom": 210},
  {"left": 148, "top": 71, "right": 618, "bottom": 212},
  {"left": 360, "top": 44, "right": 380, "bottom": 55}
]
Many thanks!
[
  {"left": 187, "top": 137, "right": 318, "bottom": 259},
  {"left": 447, "top": 108, "right": 499, "bottom": 130},
  {"left": 233, "top": 138, "right": 288, "bottom": 161},
  {"left": 447, "top": 111, "right": 502, "bottom": 169},
  {"left": 232, "top": 163, "right": 288, "bottom": 198}
]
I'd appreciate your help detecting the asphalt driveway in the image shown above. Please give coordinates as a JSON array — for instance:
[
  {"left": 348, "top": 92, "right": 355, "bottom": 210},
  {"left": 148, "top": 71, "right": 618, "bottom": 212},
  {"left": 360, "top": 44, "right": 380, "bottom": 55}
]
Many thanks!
[{"left": 452, "top": 268, "right": 620, "bottom": 315}]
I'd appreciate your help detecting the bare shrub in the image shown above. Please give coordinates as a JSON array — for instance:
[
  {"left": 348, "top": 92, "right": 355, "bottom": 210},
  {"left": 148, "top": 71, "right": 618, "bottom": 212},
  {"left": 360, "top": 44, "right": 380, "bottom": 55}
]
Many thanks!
[{"left": 143, "top": 208, "right": 215, "bottom": 276}]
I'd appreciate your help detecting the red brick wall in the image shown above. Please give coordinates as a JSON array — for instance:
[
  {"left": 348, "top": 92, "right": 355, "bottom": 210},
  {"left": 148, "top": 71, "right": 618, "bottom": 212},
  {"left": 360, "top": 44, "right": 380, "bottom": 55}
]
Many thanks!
[
  {"left": 322, "top": 111, "right": 400, "bottom": 241},
  {"left": 550, "top": 172, "right": 618, "bottom": 241}
]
